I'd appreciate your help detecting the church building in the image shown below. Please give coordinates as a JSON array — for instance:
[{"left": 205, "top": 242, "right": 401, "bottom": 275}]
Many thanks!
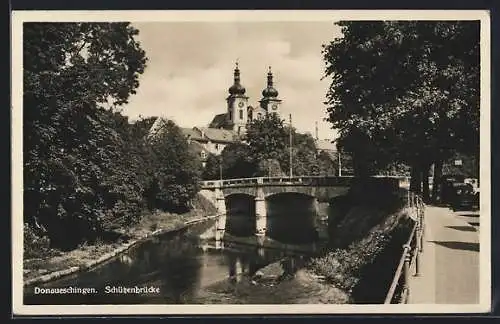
[
  {"left": 148, "top": 62, "right": 340, "bottom": 169},
  {"left": 208, "top": 62, "right": 282, "bottom": 135},
  {"left": 148, "top": 62, "right": 283, "bottom": 163}
]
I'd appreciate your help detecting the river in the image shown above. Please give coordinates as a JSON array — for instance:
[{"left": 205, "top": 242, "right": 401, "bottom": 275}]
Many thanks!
[{"left": 24, "top": 214, "right": 326, "bottom": 305}]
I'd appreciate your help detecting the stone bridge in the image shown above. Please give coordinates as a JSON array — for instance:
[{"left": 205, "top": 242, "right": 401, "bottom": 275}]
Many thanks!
[
  {"left": 200, "top": 176, "right": 354, "bottom": 200},
  {"left": 200, "top": 176, "right": 402, "bottom": 240}
]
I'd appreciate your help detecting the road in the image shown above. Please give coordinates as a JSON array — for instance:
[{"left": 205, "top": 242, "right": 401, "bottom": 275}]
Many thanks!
[
  {"left": 454, "top": 208, "right": 480, "bottom": 231},
  {"left": 408, "top": 205, "right": 480, "bottom": 304}
]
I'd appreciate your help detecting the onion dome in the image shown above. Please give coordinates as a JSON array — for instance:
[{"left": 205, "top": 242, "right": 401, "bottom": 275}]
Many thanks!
[
  {"left": 262, "top": 66, "right": 279, "bottom": 98},
  {"left": 228, "top": 62, "right": 246, "bottom": 95}
]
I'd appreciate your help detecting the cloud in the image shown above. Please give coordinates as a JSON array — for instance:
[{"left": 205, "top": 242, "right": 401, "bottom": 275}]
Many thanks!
[{"left": 123, "top": 21, "right": 341, "bottom": 140}]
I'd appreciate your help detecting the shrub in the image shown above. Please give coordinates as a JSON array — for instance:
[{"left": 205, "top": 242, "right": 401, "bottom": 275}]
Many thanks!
[
  {"left": 309, "top": 230, "right": 390, "bottom": 292},
  {"left": 308, "top": 210, "right": 406, "bottom": 293},
  {"left": 23, "top": 224, "right": 54, "bottom": 259}
]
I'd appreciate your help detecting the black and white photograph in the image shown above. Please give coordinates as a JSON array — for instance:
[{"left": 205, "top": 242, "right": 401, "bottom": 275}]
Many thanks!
[{"left": 11, "top": 10, "right": 491, "bottom": 315}]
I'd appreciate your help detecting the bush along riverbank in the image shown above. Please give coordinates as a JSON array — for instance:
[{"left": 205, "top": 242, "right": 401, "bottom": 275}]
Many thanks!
[
  {"left": 23, "top": 194, "right": 217, "bottom": 285},
  {"left": 306, "top": 207, "right": 412, "bottom": 303}
]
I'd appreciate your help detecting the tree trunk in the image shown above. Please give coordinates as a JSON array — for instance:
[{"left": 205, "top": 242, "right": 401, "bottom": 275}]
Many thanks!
[
  {"left": 431, "top": 159, "right": 443, "bottom": 204},
  {"left": 422, "top": 164, "right": 431, "bottom": 203},
  {"left": 409, "top": 164, "right": 422, "bottom": 194}
]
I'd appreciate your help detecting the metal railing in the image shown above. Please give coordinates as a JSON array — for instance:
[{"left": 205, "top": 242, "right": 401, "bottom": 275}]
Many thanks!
[{"left": 384, "top": 191, "right": 425, "bottom": 304}]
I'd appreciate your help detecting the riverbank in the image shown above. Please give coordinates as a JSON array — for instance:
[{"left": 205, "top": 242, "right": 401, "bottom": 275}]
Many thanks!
[
  {"left": 193, "top": 202, "right": 411, "bottom": 305},
  {"left": 193, "top": 265, "right": 351, "bottom": 304},
  {"left": 23, "top": 196, "right": 218, "bottom": 285}
]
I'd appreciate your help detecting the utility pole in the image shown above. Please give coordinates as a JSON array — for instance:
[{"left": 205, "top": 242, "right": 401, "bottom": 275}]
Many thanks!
[
  {"left": 338, "top": 150, "right": 342, "bottom": 177},
  {"left": 219, "top": 156, "right": 223, "bottom": 181},
  {"left": 289, "top": 114, "right": 293, "bottom": 178}
]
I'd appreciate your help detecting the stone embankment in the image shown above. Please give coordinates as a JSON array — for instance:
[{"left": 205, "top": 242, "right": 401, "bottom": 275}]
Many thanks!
[{"left": 24, "top": 215, "right": 218, "bottom": 287}]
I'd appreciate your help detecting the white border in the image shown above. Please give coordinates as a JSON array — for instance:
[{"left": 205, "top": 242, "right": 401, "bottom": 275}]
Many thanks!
[{"left": 11, "top": 10, "right": 491, "bottom": 315}]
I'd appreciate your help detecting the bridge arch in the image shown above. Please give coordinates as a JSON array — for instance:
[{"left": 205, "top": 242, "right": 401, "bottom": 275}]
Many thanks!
[
  {"left": 265, "top": 192, "right": 319, "bottom": 244},
  {"left": 225, "top": 192, "right": 256, "bottom": 199},
  {"left": 264, "top": 189, "right": 316, "bottom": 199},
  {"left": 222, "top": 187, "right": 257, "bottom": 198},
  {"left": 224, "top": 193, "right": 256, "bottom": 237}
]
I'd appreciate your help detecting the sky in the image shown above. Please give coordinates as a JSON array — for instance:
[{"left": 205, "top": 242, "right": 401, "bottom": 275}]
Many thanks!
[{"left": 121, "top": 21, "right": 342, "bottom": 141}]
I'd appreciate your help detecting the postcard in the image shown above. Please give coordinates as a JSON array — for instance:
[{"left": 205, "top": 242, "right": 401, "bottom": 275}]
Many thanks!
[{"left": 11, "top": 9, "right": 491, "bottom": 315}]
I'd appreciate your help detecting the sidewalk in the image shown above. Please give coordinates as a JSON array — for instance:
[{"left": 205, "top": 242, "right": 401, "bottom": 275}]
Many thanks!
[{"left": 408, "top": 206, "right": 480, "bottom": 304}]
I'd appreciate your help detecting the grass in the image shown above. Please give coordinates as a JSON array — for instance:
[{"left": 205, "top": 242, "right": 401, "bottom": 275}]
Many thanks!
[
  {"left": 307, "top": 207, "right": 410, "bottom": 298},
  {"left": 24, "top": 240, "right": 119, "bottom": 279}
]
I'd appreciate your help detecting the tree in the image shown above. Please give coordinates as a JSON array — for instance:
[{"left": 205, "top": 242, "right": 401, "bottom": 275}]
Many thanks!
[
  {"left": 245, "top": 113, "right": 288, "bottom": 162},
  {"left": 323, "top": 21, "right": 479, "bottom": 201},
  {"left": 281, "top": 130, "right": 321, "bottom": 176},
  {"left": 254, "top": 159, "right": 283, "bottom": 177},
  {"left": 220, "top": 143, "right": 256, "bottom": 179},
  {"left": 23, "top": 22, "right": 148, "bottom": 249},
  {"left": 149, "top": 120, "right": 202, "bottom": 211},
  {"left": 245, "top": 114, "right": 322, "bottom": 177},
  {"left": 202, "top": 153, "right": 221, "bottom": 180},
  {"left": 317, "top": 151, "right": 338, "bottom": 176}
]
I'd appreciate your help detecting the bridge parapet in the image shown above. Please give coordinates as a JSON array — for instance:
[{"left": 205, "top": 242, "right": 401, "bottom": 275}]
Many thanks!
[{"left": 200, "top": 176, "right": 356, "bottom": 189}]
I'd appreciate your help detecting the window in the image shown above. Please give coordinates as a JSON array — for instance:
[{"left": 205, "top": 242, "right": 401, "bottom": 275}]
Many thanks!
[
  {"left": 239, "top": 109, "right": 243, "bottom": 120},
  {"left": 229, "top": 111, "right": 232, "bottom": 120},
  {"left": 257, "top": 113, "right": 262, "bottom": 119},
  {"left": 238, "top": 126, "right": 242, "bottom": 134},
  {"left": 248, "top": 110, "right": 253, "bottom": 121},
  {"left": 200, "top": 151, "right": 206, "bottom": 159},
  {"left": 215, "top": 143, "right": 219, "bottom": 150}
]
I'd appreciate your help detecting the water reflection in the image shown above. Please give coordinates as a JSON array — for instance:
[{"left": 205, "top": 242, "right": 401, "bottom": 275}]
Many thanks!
[
  {"left": 267, "top": 193, "right": 318, "bottom": 244},
  {"left": 24, "top": 223, "right": 312, "bottom": 305},
  {"left": 224, "top": 193, "right": 324, "bottom": 245},
  {"left": 225, "top": 194, "right": 256, "bottom": 237}
]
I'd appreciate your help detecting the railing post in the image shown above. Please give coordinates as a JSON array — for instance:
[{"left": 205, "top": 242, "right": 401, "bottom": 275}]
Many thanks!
[
  {"left": 402, "top": 244, "right": 411, "bottom": 303},
  {"left": 414, "top": 230, "right": 421, "bottom": 277},
  {"left": 419, "top": 205, "right": 424, "bottom": 253}
]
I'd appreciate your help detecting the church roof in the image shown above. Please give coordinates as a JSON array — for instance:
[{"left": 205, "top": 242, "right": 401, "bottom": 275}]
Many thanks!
[
  {"left": 208, "top": 113, "right": 229, "bottom": 129},
  {"left": 228, "top": 63, "right": 246, "bottom": 96},
  {"left": 179, "top": 125, "right": 240, "bottom": 144},
  {"left": 181, "top": 127, "right": 203, "bottom": 140},
  {"left": 197, "top": 127, "right": 239, "bottom": 143},
  {"left": 262, "top": 67, "right": 279, "bottom": 98}
]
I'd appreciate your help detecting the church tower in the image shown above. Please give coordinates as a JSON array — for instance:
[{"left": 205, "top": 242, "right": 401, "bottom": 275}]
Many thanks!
[
  {"left": 226, "top": 61, "right": 249, "bottom": 135},
  {"left": 259, "top": 66, "right": 282, "bottom": 117}
]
